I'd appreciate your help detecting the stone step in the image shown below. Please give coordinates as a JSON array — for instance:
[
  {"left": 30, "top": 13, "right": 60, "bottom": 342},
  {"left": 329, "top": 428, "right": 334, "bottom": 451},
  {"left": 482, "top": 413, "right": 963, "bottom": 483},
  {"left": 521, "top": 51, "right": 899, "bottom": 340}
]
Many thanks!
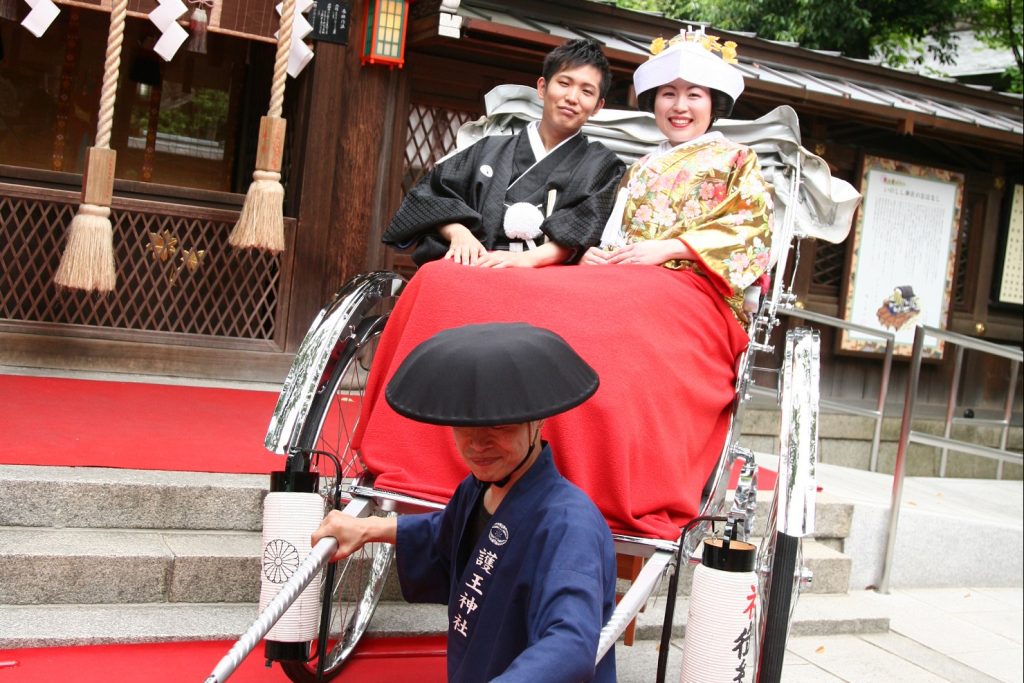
[
  {"left": 815, "top": 462, "right": 1024, "bottom": 590},
  {"left": 634, "top": 589, "right": 891, "bottom": 641},
  {"left": 358, "top": 537, "right": 854, "bottom": 606},
  {"left": 747, "top": 490, "right": 852, "bottom": 544},
  {"left": 739, "top": 409, "right": 1023, "bottom": 480},
  {"left": 0, "top": 465, "right": 268, "bottom": 531},
  {"left": 669, "top": 537, "right": 851, "bottom": 596},
  {"left": 0, "top": 465, "right": 854, "bottom": 542},
  {"left": 0, "top": 590, "right": 888, "bottom": 650},
  {"left": 0, "top": 466, "right": 854, "bottom": 608},
  {"left": 0, "top": 527, "right": 261, "bottom": 605},
  {"left": 359, "top": 591, "right": 889, "bottom": 643},
  {"left": 0, "top": 602, "right": 259, "bottom": 649},
  {"left": 367, "top": 536, "right": 853, "bottom": 606}
]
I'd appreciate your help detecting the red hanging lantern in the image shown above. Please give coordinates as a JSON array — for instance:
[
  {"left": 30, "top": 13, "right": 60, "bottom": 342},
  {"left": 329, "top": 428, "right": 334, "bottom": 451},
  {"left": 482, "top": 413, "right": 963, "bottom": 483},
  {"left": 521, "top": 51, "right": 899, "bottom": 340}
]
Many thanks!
[{"left": 361, "top": 0, "right": 409, "bottom": 68}]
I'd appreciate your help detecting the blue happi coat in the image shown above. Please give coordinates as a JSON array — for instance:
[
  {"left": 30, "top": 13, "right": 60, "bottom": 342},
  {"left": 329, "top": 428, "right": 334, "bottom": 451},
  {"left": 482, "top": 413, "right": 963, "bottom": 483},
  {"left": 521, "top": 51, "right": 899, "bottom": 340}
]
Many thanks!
[{"left": 396, "top": 446, "right": 617, "bottom": 682}]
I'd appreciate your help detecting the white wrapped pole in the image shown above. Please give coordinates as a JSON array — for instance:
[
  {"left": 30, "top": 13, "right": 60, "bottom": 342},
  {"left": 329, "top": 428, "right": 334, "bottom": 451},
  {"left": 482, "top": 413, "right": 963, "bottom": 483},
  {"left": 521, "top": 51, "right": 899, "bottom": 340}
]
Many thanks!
[
  {"left": 259, "top": 492, "right": 325, "bottom": 641},
  {"left": 206, "top": 536, "right": 336, "bottom": 683}
]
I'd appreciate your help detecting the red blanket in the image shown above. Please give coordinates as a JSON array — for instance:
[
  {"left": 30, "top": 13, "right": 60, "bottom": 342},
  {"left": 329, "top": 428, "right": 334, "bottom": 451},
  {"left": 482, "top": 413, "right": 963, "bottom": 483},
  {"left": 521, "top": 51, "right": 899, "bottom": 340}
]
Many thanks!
[{"left": 353, "top": 260, "right": 749, "bottom": 540}]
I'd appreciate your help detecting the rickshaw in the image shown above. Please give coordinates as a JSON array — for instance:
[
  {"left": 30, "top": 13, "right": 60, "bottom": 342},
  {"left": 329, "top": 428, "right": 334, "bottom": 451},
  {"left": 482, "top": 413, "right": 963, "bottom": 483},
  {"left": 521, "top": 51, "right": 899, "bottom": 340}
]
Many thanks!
[{"left": 205, "top": 88, "right": 859, "bottom": 683}]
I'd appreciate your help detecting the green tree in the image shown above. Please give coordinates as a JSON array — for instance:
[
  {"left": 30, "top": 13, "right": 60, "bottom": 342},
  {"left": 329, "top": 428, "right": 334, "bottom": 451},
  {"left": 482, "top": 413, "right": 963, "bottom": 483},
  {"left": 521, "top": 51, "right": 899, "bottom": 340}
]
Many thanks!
[
  {"left": 133, "top": 89, "right": 228, "bottom": 138},
  {"left": 614, "top": 0, "right": 693, "bottom": 14},
  {"left": 615, "top": 0, "right": 1023, "bottom": 91},
  {"left": 970, "top": 0, "right": 1023, "bottom": 90}
]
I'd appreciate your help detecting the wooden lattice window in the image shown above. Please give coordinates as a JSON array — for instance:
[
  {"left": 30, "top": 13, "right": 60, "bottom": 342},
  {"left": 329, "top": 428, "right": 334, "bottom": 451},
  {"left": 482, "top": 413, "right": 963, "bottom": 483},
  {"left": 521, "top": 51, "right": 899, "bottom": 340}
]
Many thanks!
[
  {"left": 0, "top": 185, "right": 283, "bottom": 342},
  {"left": 386, "top": 103, "right": 479, "bottom": 277},
  {"left": 401, "top": 104, "right": 479, "bottom": 195},
  {"left": 809, "top": 240, "right": 847, "bottom": 296},
  {"left": 954, "top": 192, "right": 986, "bottom": 312}
]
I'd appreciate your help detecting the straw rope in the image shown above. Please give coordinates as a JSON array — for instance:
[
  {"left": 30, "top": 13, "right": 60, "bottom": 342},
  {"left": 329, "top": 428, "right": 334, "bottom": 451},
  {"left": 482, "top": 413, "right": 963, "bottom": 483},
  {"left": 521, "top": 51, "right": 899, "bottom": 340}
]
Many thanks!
[
  {"left": 227, "top": 0, "right": 296, "bottom": 252},
  {"left": 268, "top": 0, "right": 296, "bottom": 118},
  {"left": 95, "top": 0, "right": 129, "bottom": 149},
  {"left": 53, "top": 0, "right": 128, "bottom": 291}
]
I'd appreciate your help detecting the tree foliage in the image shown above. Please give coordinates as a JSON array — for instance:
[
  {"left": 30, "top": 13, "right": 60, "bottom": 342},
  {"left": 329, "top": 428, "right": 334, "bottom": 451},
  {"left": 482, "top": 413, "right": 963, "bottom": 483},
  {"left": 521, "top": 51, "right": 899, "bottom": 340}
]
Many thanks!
[
  {"left": 615, "top": 0, "right": 1023, "bottom": 91},
  {"left": 970, "top": 0, "right": 1023, "bottom": 90}
]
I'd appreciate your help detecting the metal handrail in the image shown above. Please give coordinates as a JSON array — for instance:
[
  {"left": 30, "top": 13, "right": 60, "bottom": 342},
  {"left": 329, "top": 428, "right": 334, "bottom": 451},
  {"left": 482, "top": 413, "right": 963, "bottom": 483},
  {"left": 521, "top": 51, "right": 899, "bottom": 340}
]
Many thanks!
[
  {"left": 879, "top": 325, "right": 1023, "bottom": 594},
  {"left": 749, "top": 305, "right": 895, "bottom": 473}
]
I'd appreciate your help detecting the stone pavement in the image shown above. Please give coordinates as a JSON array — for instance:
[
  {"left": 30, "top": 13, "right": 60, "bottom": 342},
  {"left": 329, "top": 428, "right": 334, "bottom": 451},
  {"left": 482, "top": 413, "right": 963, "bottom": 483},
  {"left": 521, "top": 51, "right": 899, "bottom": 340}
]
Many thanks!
[
  {"left": 613, "top": 587, "right": 1022, "bottom": 682},
  {"left": 613, "top": 459, "right": 1023, "bottom": 682}
]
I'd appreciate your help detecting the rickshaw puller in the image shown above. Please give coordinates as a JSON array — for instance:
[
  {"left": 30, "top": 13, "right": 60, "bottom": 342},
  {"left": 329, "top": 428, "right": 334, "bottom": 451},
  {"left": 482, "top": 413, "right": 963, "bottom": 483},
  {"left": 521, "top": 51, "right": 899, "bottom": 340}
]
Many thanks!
[{"left": 312, "top": 322, "right": 617, "bottom": 682}]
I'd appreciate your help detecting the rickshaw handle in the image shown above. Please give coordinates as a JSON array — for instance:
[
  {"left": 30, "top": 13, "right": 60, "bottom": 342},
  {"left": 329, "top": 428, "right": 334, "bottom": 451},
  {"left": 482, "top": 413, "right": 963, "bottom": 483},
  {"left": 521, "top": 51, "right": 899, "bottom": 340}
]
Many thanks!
[{"left": 203, "top": 537, "right": 338, "bottom": 683}]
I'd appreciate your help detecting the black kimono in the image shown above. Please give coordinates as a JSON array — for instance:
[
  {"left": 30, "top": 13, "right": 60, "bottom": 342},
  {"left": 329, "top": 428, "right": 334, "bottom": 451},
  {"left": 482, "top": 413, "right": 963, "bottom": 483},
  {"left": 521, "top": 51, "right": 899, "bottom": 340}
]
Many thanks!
[{"left": 383, "top": 128, "right": 625, "bottom": 265}]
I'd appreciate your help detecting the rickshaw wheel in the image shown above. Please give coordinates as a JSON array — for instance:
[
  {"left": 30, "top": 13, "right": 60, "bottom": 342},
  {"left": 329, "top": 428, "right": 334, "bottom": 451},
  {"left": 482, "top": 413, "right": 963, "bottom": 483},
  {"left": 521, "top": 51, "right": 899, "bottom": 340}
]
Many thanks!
[{"left": 281, "top": 313, "right": 396, "bottom": 682}]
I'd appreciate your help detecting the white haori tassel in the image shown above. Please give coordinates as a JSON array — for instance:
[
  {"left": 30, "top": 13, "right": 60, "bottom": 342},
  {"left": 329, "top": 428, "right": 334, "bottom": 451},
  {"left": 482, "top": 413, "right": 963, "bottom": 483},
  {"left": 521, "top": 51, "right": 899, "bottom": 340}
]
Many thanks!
[
  {"left": 503, "top": 201, "right": 545, "bottom": 243},
  {"left": 259, "top": 492, "right": 325, "bottom": 641},
  {"left": 507, "top": 239, "right": 538, "bottom": 253}
]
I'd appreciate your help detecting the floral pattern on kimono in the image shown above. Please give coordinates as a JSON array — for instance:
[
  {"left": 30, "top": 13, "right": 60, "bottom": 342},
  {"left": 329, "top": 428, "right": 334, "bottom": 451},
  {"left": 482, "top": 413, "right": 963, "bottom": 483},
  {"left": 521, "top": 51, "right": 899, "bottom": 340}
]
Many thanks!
[{"left": 618, "top": 135, "right": 773, "bottom": 323}]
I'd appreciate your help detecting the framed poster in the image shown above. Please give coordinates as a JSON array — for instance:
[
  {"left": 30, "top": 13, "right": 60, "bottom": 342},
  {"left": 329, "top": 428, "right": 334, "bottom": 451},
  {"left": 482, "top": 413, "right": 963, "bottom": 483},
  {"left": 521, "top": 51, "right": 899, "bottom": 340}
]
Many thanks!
[
  {"left": 993, "top": 183, "right": 1024, "bottom": 309},
  {"left": 840, "top": 155, "right": 964, "bottom": 358}
]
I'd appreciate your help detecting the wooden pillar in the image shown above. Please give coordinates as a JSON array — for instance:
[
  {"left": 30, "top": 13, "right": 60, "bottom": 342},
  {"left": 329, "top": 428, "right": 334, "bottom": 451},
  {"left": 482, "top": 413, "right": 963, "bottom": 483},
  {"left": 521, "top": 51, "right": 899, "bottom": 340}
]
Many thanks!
[{"left": 284, "top": 2, "right": 406, "bottom": 351}]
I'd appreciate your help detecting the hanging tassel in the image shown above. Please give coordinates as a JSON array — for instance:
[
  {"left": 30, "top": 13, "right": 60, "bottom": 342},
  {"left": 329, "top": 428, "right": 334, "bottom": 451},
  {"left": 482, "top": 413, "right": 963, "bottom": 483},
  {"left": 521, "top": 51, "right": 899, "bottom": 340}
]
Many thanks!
[
  {"left": 54, "top": 148, "right": 117, "bottom": 291},
  {"left": 227, "top": 0, "right": 295, "bottom": 253},
  {"left": 186, "top": 2, "right": 208, "bottom": 54},
  {"left": 229, "top": 116, "right": 286, "bottom": 251},
  {"left": 54, "top": 0, "right": 129, "bottom": 292}
]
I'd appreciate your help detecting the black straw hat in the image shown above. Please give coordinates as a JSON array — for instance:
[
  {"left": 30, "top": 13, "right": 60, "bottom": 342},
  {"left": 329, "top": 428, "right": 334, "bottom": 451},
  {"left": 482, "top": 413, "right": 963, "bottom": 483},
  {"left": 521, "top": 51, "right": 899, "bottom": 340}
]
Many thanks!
[{"left": 385, "top": 322, "right": 599, "bottom": 427}]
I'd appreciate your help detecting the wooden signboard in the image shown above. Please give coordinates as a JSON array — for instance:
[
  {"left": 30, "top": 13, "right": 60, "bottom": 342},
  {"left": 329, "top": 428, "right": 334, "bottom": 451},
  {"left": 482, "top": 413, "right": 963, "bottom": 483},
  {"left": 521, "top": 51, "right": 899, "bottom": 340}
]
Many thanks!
[
  {"left": 840, "top": 155, "right": 964, "bottom": 359},
  {"left": 994, "top": 183, "right": 1024, "bottom": 308},
  {"left": 310, "top": 0, "right": 351, "bottom": 45}
]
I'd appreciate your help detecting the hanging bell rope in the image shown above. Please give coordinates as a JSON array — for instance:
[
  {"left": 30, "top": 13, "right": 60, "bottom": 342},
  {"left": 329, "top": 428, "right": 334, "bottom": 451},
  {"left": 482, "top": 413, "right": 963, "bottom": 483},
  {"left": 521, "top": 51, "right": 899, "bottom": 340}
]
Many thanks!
[
  {"left": 53, "top": 0, "right": 129, "bottom": 292},
  {"left": 227, "top": 0, "right": 297, "bottom": 253}
]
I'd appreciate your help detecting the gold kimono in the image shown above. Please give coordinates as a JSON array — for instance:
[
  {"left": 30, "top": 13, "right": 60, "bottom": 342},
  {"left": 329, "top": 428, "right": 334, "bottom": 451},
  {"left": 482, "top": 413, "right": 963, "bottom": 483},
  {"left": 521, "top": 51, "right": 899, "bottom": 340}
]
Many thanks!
[{"left": 617, "top": 133, "right": 774, "bottom": 323}]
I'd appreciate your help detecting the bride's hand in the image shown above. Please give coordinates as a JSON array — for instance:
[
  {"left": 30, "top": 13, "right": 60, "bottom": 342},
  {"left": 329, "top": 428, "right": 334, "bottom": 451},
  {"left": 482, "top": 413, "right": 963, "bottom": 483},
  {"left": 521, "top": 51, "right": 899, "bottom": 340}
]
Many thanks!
[
  {"left": 607, "top": 240, "right": 686, "bottom": 266},
  {"left": 579, "top": 247, "right": 613, "bottom": 266}
]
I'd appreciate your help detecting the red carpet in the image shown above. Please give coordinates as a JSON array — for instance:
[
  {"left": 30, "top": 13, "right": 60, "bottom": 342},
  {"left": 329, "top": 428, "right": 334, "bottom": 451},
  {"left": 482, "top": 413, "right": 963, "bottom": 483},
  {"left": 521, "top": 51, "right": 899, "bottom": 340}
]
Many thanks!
[
  {"left": 0, "top": 372, "right": 777, "bottom": 500},
  {"left": 0, "top": 636, "right": 447, "bottom": 682},
  {"left": 0, "top": 375, "right": 287, "bottom": 474}
]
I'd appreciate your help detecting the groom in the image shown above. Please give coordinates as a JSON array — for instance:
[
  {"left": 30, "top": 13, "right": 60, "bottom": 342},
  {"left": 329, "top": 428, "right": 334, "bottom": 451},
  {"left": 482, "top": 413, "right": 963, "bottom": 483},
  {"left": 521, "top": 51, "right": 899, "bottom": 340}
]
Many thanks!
[{"left": 382, "top": 39, "right": 625, "bottom": 268}]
